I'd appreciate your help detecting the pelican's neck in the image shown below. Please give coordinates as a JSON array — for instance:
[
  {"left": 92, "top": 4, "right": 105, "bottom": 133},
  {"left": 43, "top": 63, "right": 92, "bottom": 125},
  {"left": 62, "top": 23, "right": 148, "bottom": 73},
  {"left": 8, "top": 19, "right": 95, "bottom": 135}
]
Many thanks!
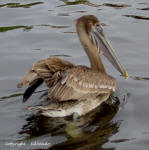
[{"left": 76, "top": 24, "right": 106, "bottom": 73}]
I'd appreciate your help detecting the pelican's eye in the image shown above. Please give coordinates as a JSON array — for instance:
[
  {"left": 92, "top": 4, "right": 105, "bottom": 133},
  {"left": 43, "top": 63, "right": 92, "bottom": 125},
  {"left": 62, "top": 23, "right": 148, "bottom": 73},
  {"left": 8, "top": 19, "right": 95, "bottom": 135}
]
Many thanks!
[
  {"left": 95, "top": 23, "right": 100, "bottom": 27},
  {"left": 95, "top": 23, "right": 103, "bottom": 33}
]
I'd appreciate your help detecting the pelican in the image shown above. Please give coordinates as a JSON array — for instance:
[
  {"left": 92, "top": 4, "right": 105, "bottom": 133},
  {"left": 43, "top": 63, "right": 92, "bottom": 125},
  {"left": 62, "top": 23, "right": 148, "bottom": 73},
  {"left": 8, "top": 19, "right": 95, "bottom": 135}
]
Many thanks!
[{"left": 17, "top": 15, "right": 128, "bottom": 117}]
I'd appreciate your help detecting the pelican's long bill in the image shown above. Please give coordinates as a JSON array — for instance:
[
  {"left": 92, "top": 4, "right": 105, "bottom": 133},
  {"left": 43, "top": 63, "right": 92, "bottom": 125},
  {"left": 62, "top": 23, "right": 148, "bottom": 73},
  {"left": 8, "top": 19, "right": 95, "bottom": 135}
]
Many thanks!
[{"left": 91, "top": 24, "right": 129, "bottom": 78}]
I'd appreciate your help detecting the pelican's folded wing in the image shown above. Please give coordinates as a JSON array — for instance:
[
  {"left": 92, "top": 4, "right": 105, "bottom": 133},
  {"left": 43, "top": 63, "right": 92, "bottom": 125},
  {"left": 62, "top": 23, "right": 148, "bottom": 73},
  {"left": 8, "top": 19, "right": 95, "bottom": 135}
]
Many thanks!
[
  {"left": 48, "top": 66, "right": 117, "bottom": 101},
  {"left": 17, "top": 56, "right": 74, "bottom": 88},
  {"left": 33, "top": 56, "right": 74, "bottom": 87},
  {"left": 17, "top": 56, "right": 74, "bottom": 102}
]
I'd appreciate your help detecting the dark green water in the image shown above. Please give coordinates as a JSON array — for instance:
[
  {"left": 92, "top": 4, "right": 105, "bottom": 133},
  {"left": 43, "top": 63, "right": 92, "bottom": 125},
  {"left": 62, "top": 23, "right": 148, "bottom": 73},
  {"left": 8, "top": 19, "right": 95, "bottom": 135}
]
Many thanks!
[{"left": 0, "top": 0, "right": 149, "bottom": 149}]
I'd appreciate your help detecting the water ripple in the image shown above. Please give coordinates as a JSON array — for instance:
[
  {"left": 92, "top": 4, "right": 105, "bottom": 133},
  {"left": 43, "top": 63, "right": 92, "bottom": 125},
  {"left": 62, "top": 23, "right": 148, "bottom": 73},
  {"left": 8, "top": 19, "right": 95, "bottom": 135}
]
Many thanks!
[
  {"left": 137, "top": 7, "right": 149, "bottom": 10},
  {"left": 57, "top": 0, "right": 99, "bottom": 7},
  {"left": 0, "top": 25, "right": 32, "bottom": 32},
  {"left": 103, "top": 3, "right": 131, "bottom": 9},
  {"left": 0, "top": 2, "right": 44, "bottom": 8},
  {"left": 124, "top": 15, "right": 149, "bottom": 20}
]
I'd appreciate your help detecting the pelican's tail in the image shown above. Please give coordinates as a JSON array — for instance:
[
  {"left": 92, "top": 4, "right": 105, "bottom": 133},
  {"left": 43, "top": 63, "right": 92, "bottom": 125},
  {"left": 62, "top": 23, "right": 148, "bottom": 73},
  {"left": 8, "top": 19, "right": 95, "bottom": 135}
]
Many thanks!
[
  {"left": 17, "top": 69, "right": 39, "bottom": 88},
  {"left": 17, "top": 69, "right": 43, "bottom": 103},
  {"left": 22, "top": 79, "right": 43, "bottom": 103},
  {"left": 17, "top": 57, "right": 74, "bottom": 102}
]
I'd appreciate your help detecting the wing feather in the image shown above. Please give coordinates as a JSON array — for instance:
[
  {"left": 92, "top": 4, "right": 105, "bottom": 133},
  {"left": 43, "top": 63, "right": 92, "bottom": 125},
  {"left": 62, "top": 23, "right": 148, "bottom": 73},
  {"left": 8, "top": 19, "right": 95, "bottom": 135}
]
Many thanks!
[
  {"left": 32, "top": 56, "right": 74, "bottom": 87},
  {"left": 17, "top": 56, "right": 74, "bottom": 102},
  {"left": 48, "top": 66, "right": 117, "bottom": 101}
]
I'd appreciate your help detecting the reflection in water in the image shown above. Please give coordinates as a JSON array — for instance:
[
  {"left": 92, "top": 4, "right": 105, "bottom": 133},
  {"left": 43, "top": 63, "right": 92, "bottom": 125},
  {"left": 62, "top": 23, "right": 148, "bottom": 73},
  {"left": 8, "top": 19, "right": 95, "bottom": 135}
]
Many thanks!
[
  {"left": 110, "top": 138, "right": 136, "bottom": 144},
  {"left": 138, "top": 3, "right": 149, "bottom": 5},
  {"left": 72, "top": 10, "right": 87, "bottom": 13},
  {"left": 0, "top": 26, "right": 32, "bottom": 32},
  {"left": 103, "top": 3, "right": 131, "bottom": 9},
  {"left": 0, "top": 89, "right": 48, "bottom": 101},
  {"left": 130, "top": 76, "right": 149, "bottom": 81},
  {"left": 0, "top": 24, "right": 71, "bottom": 33},
  {"left": 20, "top": 97, "right": 120, "bottom": 149},
  {"left": 50, "top": 54, "right": 71, "bottom": 57},
  {"left": 38, "top": 24, "right": 71, "bottom": 29},
  {"left": 124, "top": 15, "right": 149, "bottom": 20},
  {"left": 58, "top": 0, "right": 99, "bottom": 7},
  {"left": 137, "top": 7, "right": 149, "bottom": 10},
  {"left": 64, "top": 31, "right": 76, "bottom": 34},
  {"left": 58, "top": 13, "right": 70, "bottom": 16},
  {"left": 0, "top": 2, "right": 43, "bottom": 8}
]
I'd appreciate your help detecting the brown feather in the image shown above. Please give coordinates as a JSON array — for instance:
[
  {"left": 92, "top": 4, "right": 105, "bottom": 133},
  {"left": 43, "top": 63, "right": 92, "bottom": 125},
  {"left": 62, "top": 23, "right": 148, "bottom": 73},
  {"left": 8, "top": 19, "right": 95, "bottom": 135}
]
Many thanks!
[
  {"left": 18, "top": 15, "right": 119, "bottom": 117},
  {"left": 17, "top": 69, "right": 39, "bottom": 88},
  {"left": 48, "top": 66, "right": 117, "bottom": 101},
  {"left": 33, "top": 56, "right": 74, "bottom": 87},
  {"left": 18, "top": 56, "right": 74, "bottom": 88}
]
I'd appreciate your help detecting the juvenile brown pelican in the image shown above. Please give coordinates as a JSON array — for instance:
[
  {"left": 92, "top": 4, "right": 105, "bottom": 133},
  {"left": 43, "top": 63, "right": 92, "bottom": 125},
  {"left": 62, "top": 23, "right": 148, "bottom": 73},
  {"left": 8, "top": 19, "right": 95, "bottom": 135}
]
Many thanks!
[{"left": 17, "top": 15, "right": 128, "bottom": 117}]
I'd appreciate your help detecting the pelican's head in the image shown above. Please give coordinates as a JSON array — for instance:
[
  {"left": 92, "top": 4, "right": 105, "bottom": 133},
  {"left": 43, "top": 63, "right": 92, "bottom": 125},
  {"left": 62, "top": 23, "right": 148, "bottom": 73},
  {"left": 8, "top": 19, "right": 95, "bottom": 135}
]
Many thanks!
[{"left": 75, "top": 15, "right": 128, "bottom": 78}]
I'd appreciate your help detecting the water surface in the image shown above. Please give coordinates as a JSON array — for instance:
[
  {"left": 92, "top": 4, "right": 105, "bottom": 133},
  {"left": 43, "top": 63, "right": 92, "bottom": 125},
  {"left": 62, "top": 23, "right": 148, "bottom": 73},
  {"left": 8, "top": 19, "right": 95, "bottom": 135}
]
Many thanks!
[{"left": 0, "top": 0, "right": 149, "bottom": 150}]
